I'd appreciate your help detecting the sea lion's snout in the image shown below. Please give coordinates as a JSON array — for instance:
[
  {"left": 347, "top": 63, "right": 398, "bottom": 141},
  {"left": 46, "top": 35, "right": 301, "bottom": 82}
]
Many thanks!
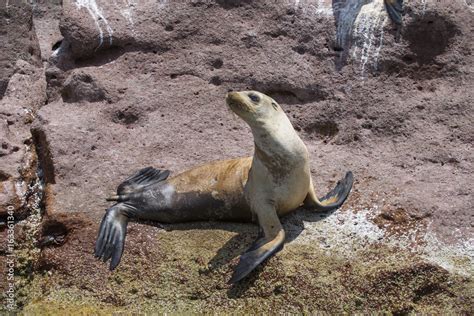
[
  {"left": 226, "top": 92, "right": 239, "bottom": 105},
  {"left": 226, "top": 92, "right": 241, "bottom": 108}
]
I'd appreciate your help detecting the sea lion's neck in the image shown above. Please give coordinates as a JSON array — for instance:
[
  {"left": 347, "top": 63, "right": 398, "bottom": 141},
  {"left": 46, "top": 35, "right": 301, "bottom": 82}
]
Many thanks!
[{"left": 250, "top": 115, "right": 307, "bottom": 167}]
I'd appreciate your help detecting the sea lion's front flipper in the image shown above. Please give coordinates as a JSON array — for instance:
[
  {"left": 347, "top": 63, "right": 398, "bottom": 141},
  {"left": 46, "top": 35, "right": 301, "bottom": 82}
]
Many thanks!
[
  {"left": 304, "top": 171, "right": 353, "bottom": 212},
  {"left": 229, "top": 207, "right": 285, "bottom": 284},
  {"left": 384, "top": 0, "right": 403, "bottom": 25},
  {"left": 95, "top": 204, "right": 132, "bottom": 270}
]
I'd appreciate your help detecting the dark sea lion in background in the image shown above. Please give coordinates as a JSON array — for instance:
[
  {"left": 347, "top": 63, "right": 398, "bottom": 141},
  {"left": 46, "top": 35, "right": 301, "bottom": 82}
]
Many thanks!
[
  {"left": 95, "top": 91, "right": 354, "bottom": 283},
  {"left": 333, "top": 0, "right": 403, "bottom": 69},
  {"left": 384, "top": 0, "right": 403, "bottom": 25}
]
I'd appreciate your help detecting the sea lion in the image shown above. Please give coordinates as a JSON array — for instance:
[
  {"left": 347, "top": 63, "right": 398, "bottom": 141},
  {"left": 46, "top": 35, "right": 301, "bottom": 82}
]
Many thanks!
[
  {"left": 384, "top": 0, "right": 403, "bottom": 25},
  {"left": 95, "top": 91, "right": 353, "bottom": 283}
]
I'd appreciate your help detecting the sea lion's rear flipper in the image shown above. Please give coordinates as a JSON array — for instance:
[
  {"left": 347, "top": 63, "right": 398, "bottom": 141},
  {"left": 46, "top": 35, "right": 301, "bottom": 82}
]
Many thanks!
[
  {"left": 118, "top": 167, "right": 171, "bottom": 195},
  {"left": 304, "top": 171, "right": 354, "bottom": 212},
  {"left": 384, "top": 0, "right": 403, "bottom": 25},
  {"left": 95, "top": 204, "right": 132, "bottom": 270},
  {"left": 107, "top": 167, "right": 171, "bottom": 201},
  {"left": 229, "top": 207, "right": 285, "bottom": 284}
]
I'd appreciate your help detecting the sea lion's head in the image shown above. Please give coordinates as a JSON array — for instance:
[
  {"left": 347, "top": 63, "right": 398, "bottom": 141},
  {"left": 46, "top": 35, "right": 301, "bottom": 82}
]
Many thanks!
[{"left": 226, "top": 91, "right": 282, "bottom": 126}]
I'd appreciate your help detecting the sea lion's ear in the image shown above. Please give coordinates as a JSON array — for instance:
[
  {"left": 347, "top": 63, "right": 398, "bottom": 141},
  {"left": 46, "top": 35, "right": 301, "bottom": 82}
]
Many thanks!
[{"left": 271, "top": 101, "right": 278, "bottom": 110}]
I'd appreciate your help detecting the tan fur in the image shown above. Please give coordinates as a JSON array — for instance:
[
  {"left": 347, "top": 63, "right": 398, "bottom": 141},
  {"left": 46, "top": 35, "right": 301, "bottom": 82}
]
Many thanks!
[
  {"left": 227, "top": 91, "right": 312, "bottom": 221},
  {"left": 168, "top": 157, "right": 252, "bottom": 194},
  {"left": 226, "top": 90, "right": 321, "bottom": 282}
]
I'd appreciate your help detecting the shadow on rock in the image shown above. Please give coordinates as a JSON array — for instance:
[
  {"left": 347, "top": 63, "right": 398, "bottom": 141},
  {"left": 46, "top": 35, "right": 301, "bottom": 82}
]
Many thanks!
[
  {"left": 282, "top": 208, "right": 338, "bottom": 243},
  {"left": 225, "top": 208, "right": 337, "bottom": 297},
  {"left": 226, "top": 264, "right": 263, "bottom": 298},
  {"left": 146, "top": 207, "right": 338, "bottom": 297},
  {"left": 205, "top": 230, "right": 257, "bottom": 275}
]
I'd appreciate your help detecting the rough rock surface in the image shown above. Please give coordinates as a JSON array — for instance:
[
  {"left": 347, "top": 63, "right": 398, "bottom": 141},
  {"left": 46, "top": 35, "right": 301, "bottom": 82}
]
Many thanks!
[
  {"left": 0, "top": 0, "right": 46, "bottom": 221},
  {"left": 1, "top": 0, "right": 473, "bottom": 313}
]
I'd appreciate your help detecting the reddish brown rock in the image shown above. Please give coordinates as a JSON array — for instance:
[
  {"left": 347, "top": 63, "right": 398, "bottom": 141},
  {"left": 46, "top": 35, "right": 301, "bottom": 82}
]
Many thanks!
[
  {"left": 0, "top": 2, "right": 41, "bottom": 97},
  {"left": 0, "top": 59, "right": 46, "bottom": 220},
  {"left": 1, "top": 0, "right": 473, "bottom": 313},
  {"left": 37, "top": 0, "right": 472, "bottom": 243}
]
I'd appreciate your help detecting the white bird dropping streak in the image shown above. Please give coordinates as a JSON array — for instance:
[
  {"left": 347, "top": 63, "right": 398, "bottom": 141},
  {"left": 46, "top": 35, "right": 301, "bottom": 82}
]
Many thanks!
[
  {"left": 118, "top": 0, "right": 135, "bottom": 28},
  {"left": 464, "top": 0, "right": 474, "bottom": 12},
  {"left": 158, "top": 0, "right": 169, "bottom": 9},
  {"left": 75, "top": 0, "right": 114, "bottom": 48},
  {"left": 352, "top": 0, "right": 387, "bottom": 76},
  {"left": 294, "top": 0, "right": 301, "bottom": 9},
  {"left": 294, "top": 0, "right": 333, "bottom": 16},
  {"left": 315, "top": 0, "right": 333, "bottom": 16},
  {"left": 421, "top": 0, "right": 427, "bottom": 15},
  {"left": 373, "top": 16, "right": 387, "bottom": 71}
]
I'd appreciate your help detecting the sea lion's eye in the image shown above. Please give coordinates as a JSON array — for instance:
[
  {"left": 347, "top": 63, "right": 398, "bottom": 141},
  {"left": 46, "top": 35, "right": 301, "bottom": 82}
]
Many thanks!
[
  {"left": 248, "top": 93, "right": 260, "bottom": 103},
  {"left": 271, "top": 102, "right": 278, "bottom": 110}
]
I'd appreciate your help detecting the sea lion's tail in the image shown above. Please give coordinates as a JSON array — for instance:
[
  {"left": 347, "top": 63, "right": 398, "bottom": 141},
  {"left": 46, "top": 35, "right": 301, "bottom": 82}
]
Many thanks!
[
  {"left": 317, "top": 171, "right": 354, "bottom": 210},
  {"left": 106, "top": 167, "right": 171, "bottom": 201},
  {"left": 95, "top": 204, "right": 131, "bottom": 270}
]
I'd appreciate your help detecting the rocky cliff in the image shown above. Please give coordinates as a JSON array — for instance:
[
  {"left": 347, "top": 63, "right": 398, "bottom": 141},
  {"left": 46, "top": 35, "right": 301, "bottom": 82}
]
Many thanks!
[{"left": 0, "top": 0, "right": 472, "bottom": 313}]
